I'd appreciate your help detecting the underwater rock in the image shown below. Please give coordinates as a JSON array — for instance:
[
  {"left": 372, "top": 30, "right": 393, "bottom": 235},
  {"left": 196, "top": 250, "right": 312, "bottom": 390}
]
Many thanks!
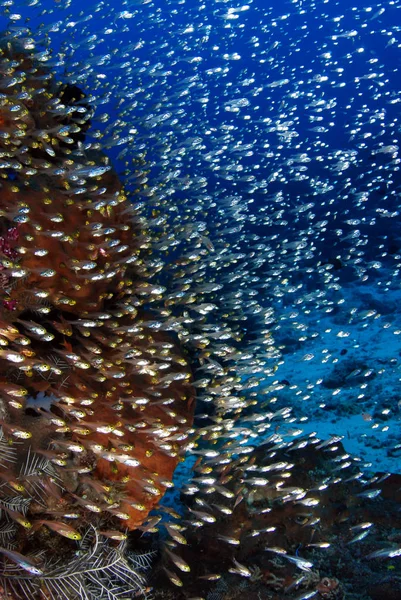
[{"left": 321, "top": 358, "right": 375, "bottom": 390}]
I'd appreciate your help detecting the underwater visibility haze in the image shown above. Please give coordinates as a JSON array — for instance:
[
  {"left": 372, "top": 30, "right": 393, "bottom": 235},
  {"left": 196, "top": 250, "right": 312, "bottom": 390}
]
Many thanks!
[{"left": 0, "top": 0, "right": 400, "bottom": 598}]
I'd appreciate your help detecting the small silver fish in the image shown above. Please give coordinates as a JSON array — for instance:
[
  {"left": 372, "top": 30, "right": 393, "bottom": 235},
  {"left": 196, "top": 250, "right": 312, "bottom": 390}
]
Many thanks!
[
  {"left": 365, "top": 546, "right": 401, "bottom": 560},
  {"left": 0, "top": 548, "right": 43, "bottom": 575},
  {"left": 228, "top": 557, "right": 252, "bottom": 578}
]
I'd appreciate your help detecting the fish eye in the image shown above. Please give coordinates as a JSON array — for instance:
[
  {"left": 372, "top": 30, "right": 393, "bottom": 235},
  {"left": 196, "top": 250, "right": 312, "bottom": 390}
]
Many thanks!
[{"left": 294, "top": 515, "right": 309, "bottom": 525}]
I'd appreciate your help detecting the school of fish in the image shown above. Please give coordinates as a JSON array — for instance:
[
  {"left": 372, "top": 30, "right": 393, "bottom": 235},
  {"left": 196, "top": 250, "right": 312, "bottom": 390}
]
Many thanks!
[{"left": 0, "top": 0, "right": 399, "bottom": 598}]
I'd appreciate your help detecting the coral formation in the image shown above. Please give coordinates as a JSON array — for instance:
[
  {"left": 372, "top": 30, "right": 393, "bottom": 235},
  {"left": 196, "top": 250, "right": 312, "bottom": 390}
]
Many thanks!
[
  {"left": 0, "top": 35, "right": 195, "bottom": 599},
  {"left": 149, "top": 436, "right": 401, "bottom": 599}
]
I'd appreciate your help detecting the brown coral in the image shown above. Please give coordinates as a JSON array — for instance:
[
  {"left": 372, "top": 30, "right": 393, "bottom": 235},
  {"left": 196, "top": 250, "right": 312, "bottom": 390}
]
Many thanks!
[{"left": 0, "top": 32, "right": 196, "bottom": 597}]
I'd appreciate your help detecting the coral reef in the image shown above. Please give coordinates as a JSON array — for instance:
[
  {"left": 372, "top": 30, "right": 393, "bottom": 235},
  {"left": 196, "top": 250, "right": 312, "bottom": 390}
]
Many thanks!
[
  {"left": 0, "top": 35, "right": 195, "bottom": 599},
  {"left": 149, "top": 435, "right": 401, "bottom": 599},
  {"left": 1, "top": 14, "right": 400, "bottom": 600}
]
